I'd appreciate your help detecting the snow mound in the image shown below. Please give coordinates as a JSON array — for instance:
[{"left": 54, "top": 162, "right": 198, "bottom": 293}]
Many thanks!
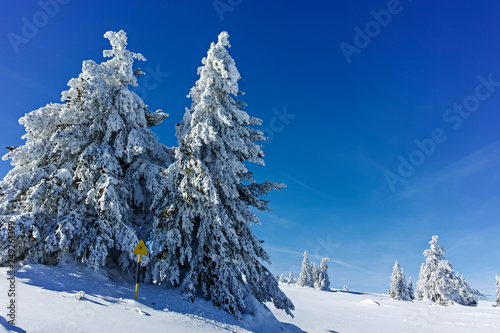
[
  {"left": 134, "top": 307, "right": 150, "bottom": 316},
  {"left": 358, "top": 299, "right": 381, "bottom": 306}
]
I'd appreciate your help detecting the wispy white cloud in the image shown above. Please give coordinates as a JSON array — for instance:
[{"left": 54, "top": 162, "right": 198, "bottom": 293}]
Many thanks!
[
  {"left": 257, "top": 211, "right": 295, "bottom": 226},
  {"left": 399, "top": 139, "right": 500, "bottom": 198},
  {"left": 329, "top": 258, "right": 365, "bottom": 270},
  {"left": 279, "top": 171, "right": 337, "bottom": 202}
]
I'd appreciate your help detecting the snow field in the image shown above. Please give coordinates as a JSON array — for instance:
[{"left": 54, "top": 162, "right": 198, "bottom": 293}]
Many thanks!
[
  {"left": 1, "top": 263, "right": 499, "bottom": 332},
  {"left": 270, "top": 284, "right": 500, "bottom": 333}
]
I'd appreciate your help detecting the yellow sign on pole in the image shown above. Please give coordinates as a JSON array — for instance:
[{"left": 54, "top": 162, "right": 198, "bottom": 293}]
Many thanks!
[
  {"left": 133, "top": 239, "right": 148, "bottom": 255},
  {"left": 134, "top": 240, "right": 147, "bottom": 299}
]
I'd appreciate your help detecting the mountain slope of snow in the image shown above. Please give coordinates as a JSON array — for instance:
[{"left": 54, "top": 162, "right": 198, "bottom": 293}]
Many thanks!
[{"left": 1, "top": 263, "right": 499, "bottom": 332}]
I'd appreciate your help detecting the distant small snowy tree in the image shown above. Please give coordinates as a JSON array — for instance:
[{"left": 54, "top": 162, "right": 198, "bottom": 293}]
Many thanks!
[
  {"left": 416, "top": 235, "right": 481, "bottom": 306},
  {"left": 457, "top": 274, "right": 482, "bottom": 306},
  {"left": 316, "top": 257, "right": 331, "bottom": 291},
  {"left": 342, "top": 285, "right": 349, "bottom": 291},
  {"left": 147, "top": 31, "right": 293, "bottom": 317},
  {"left": 288, "top": 269, "right": 295, "bottom": 284},
  {"left": 297, "top": 250, "right": 314, "bottom": 287},
  {"left": 407, "top": 277, "right": 415, "bottom": 300},
  {"left": 0, "top": 30, "right": 170, "bottom": 270},
  {"left": 311, "top": 262, "right": 319, "bottom": 286},
  {"left": 495, "top": 275, "right": 500, "bottom": 307},
  {"left": 416, "top": 235, "right": 452, "bottom": 304},
  {"left": 278, "top": 273, "right": 285, "bottom": 283},
  {"left": 388, "top": 261, "right": 410, "bottom": 301}
]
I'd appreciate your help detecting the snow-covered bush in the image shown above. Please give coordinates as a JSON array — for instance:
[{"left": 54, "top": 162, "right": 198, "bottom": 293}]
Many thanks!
[
  {"left": 147, "top": 31, "right": 293, "bottom": 317},
  {"left": 0, "top": 30, "right": 170, "bottom": 271}
]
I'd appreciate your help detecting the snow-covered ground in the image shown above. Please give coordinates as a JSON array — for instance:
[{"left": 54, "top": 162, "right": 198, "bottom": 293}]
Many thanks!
[
  {"left": 0, "top": 262, "right": 283, "bottom": 333},
  {"left": 1, "top": 263, "right": 499, "bottom": 332},
  {"left": 271, "top": 284, "right": 500, "bottom": 333}
]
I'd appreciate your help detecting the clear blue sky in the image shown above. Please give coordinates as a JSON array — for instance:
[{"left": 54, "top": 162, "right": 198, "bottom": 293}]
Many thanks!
[{"left": 1, "top": 0, "right": 500, "bottom": 297}]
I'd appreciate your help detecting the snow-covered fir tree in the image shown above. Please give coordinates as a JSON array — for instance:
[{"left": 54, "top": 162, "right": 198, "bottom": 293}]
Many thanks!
[
  {"left": 415, "top": 235, "right": 481, "bottom": 306},
  {"left": 316, "top": 257, "right": 331, "bottom": 290},
  {"left": 297, "top": 250, "right": 314, "bottom": 287},
  {"left": 407, "top": 276, "right": 415, "bottom": 300},
  {"left": 416, "top": 236, "right": 456, "bottom": 304},
  {"left": 278, "top": 273, "right": 285, "bottom": 283},
  {"left": 147, "top": 31, "right": 293, "bottom": 317},
  {"left": 296, "top": 253, "right": 330, "bottom": 290},
  {"left": 342, "top": 285, "right": 349, "bottom": 291},
  {"left": 311, "top": 262, "right": 319, "bottom": 286},
  {"left": 288, "top": 268, "right": 295, "bottom": 284},
  {"left": 388, "top": 261, "right": 410, "bottom": 301},
  {"left": 0, "top": 30, "right": 170, "bottom": 270},
  {"left": 457, "top": 274, "right": 481, "bottom": 306},
  {"left": 495, "top": 275, "right": 500, "bottom": 307}
]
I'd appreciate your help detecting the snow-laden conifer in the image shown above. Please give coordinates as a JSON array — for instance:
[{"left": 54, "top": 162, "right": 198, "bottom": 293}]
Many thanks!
[
  {"left": 148, "top": 31, "right": 293, "bottom": 317},
  {"left": 0, "top": 30, "right": 170, "bottom": 270},
  {"left": 278, "top": 273, "right": 285, "bottom": 283},
  {"left": 297, "top": 250, "right": 314, "bottom": 287},
  {"left": 407, "top": 276, "right": 415, "bottom": 300},
  {"left": 388, "top": 261, "right": 410, "bottom": 301},
  {"left": 416, "top": 235, "right": 451, "bottom": 303},
  {"left": 288, "top": 268, "right": 295, "bottom": 284},
  {"left": 311, "top": 262, "right": 319, "bottom": 287},
  {"left": 495, "top": 275, "right": 500, "bottom": 307},
  {"left": 416, "top": 235, "right": 481, "bottom": 305},
  {"left": 316, "top": 257, "right": 331, "bottom": 290},
  {"left": 457, "top": 274, "right": 481, "bottom": 306}
]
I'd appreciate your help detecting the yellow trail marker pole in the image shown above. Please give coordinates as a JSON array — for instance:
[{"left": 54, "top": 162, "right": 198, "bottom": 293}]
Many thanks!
[
  {"left": 135, "top": 254, "right": 141, "bottom": 300},
  {"left": 133, "top": 239, "right": 147, "bottom": 300}
]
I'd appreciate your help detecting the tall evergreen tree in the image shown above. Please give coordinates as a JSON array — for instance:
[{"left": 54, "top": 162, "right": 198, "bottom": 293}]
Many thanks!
[
  {"left": 416, "top": 235, "right": 481, "bottom": 305},
  {"left": 297, "top": 250, "right": 314, "bottom": 287},
  {"left": 0, "top": 31, "right": 170, "bottom": 270},
  {"left": 388, "top": 261, "right": 410, "bottom": 301},
  {"left": 148, "top": 31, "right": 293, "bottom": 317},
  {"left": 278, "top": 273, "right": 285, "bottom": 283}
]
